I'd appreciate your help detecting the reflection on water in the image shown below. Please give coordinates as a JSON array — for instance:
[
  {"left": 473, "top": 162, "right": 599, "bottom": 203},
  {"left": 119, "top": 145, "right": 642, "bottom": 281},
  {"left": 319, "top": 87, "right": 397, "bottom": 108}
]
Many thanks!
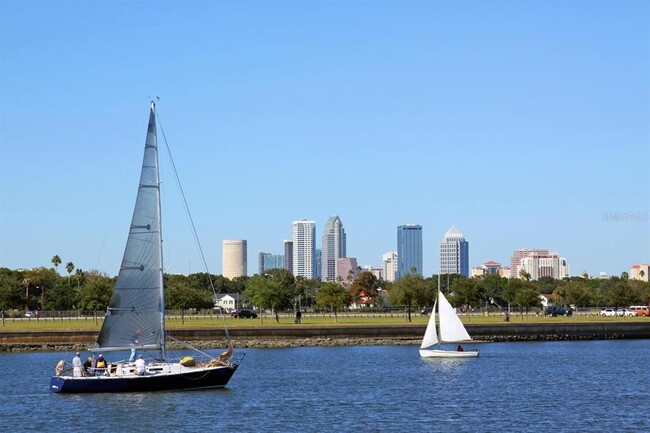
[{"left": 1, "top": 340, "right": 649, "bottom": 432}]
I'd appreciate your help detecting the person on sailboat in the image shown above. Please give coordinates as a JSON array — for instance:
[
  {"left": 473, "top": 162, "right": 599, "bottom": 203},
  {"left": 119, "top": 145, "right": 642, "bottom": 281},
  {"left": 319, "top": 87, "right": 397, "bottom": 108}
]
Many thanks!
[
  {"left": 55, "top": 359, "right": 66, "bottom": 376},
  {"left": 134, "top": 355, "right": 146, "bottom": 375},
  {"left": 72, "top": 352, "right": 83, "bottom": 377},
  {"left": 457, "top": 344, "right": 464, "bottom": 352},
  {"left": 83, "top": 357, "right": 93, "bottom": 376}
]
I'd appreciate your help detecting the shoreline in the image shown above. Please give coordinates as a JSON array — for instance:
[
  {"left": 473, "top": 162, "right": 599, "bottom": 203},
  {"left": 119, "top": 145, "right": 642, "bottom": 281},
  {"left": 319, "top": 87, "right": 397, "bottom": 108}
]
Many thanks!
[
  {"left": 3, "top": 321, "right": 649, "bottom": 353},
  {"left": 0, "top": 334, "right": 648, "bottom": 353}
]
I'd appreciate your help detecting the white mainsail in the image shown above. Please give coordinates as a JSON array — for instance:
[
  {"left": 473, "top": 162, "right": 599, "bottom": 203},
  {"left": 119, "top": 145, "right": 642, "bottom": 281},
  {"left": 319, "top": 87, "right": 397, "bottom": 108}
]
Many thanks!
[
  {"left": 96, "top": 102, "right": 165, "bottom": 354},
  {"left": 420, "top": 299, "right": 438, "bottom": 349},
  {"left": 438, "top": 291, "right": 472, "bottom": 343}
]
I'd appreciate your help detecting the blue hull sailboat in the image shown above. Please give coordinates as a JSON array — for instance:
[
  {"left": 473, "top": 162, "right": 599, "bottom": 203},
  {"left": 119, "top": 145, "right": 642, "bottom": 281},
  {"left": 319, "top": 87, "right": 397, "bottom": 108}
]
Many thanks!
[{"left": 51, "top": 102, "right": 238, "bottom": 393}]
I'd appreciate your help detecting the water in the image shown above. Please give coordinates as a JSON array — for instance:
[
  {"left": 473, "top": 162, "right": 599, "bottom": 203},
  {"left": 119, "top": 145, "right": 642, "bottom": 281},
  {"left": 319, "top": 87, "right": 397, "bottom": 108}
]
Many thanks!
[{"left": 1, "top": 340, "right": 649, "bottom": 432}]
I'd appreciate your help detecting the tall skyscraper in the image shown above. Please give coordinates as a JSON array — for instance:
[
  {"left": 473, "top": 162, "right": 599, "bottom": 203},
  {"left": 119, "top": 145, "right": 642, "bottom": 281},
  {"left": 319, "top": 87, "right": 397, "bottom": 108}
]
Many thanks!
[
  {"left": 321, "top": 216, "right": 346, "bottom": 282},
  {"left": 283, "top": 240, "right": 293, "bottom": 274},
  {"left": 439, "top": 225, "right": 469, "bottom": 277},
  {"left": 222, "top": 240, "right": 247, "bottom": 279},
  {"left": 258, "top": 252, "right": 284, "bottom": 274},
  {"left": 382, "top": 251, "right": 398, "bottom": 282},
  {"left": 292, "top": 220, "right": 316, "bottom": 279},
  {"left": 397, "top": 224, "right": 423, "bottom": 279}
]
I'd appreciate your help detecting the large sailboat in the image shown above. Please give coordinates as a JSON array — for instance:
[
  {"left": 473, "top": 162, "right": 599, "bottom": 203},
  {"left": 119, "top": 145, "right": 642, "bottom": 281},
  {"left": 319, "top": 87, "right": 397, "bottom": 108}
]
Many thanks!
[
  {"left": 50, "top": 102, "right": 239, "bottom": 393},
  {"left": 419, "top": 288, "right": 479, "bottom": 358}
]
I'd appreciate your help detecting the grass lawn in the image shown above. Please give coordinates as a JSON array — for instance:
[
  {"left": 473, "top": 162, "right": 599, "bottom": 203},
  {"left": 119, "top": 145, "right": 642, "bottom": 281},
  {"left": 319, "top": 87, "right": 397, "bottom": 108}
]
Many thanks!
[{"left": 1, "top": 312, "right": 646, "bottom": 332}]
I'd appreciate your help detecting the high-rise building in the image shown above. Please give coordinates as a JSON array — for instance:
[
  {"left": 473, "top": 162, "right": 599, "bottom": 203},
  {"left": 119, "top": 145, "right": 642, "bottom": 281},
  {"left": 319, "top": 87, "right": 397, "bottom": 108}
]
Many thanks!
[
  {"left": 321, "top": 216, "right": 346, "bottom": 282},
  {"left": 517, "top": 251, "right": 569, "bottom": 280},
  {"left": 222, "top": 240, "right": 247, "bottom": 279},
  {"left": 337, "top": 257, "right": 359, "bottom": 284},
  {"left": 258, "top": 252, "right": 284, "bottom": 274},
  {"left": 397, "top": 224, "right": 423, "bottom": 279},
  {"left": 283, "top": 240, "right": 293, "bottom": 274},
  {"left": 439, "top": 225, "right": 469, "bottom": 277},
  {"left": 382, "top": 251, "right": 397, "bottom": 282},
  {"left": 292, "top": 220, "right": 316, "bottom": 279},
  {"left": 510, "top": 249, "right": 549, "bottom": 279}
]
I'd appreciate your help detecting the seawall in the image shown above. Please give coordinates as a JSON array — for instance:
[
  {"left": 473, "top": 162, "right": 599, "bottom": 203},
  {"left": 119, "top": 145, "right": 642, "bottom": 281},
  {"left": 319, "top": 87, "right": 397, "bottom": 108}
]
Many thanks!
[{"left": 1, "top": 322, "right": 649, "bottom": 352}]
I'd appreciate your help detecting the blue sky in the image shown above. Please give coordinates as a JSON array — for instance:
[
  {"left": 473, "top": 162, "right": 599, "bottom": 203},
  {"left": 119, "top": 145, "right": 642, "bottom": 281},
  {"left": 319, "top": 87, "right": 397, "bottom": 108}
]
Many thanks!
[{"left": 1, "top": 0, "right": 648, "bottom": 278}]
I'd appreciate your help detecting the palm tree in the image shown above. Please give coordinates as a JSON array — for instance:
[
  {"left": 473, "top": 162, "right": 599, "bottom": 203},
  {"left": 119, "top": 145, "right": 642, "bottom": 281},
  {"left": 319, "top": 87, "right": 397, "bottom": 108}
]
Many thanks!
[
  {"left": 66, "top": 262, "right": 75, "bottom": 284},
  {"left": 51, "top": 255, "right": 62, "bottom": 273}
]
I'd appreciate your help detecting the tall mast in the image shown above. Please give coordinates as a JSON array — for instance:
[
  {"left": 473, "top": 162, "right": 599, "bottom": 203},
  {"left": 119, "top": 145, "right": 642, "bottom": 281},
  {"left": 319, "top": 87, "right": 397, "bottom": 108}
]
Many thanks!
[{"left": 151, "top": 101, "right": 166, "bottom": 360}]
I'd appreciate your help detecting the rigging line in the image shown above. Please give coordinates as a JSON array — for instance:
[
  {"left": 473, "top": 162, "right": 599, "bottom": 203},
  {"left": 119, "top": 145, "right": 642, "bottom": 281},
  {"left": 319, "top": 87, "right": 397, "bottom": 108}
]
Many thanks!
[
  {"left": 155, "top": 110, "right": 232, "bottom": 341},
  {"left": 155, "top": 112, "right": 216, "bottom": 295}
]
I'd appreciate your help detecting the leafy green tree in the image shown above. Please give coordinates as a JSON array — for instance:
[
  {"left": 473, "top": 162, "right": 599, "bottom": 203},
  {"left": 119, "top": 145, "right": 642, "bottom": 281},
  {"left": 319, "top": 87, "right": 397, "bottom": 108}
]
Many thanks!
[
  {"left": 244, "top": 270, "right": 297, "bottom": 323},
  {"left": 438, "top": 273, "right": 465, "bottom": 295},
  {"left": 537, "top": 276, "right": 560, "bottom": 294},
  {"left": 167, "top": 286, "right": 213, "bottom": 310},
  {"left": 563, "top": 280, "right": 592, "bottom": 310},
  {"left": 607, "top": 280, "right": 634, "bottom": 308},
  {"left": 316, "top": 282, "right": 352, "bottom": 322},
  {"left": 514, "top": 283, "right": 541, "bottom": 316},
  {"left": 478, "top": 274, "right": 508, "bottom": 314},
  {"left": 46, "top": 280, "right": 76, "bottom": 310},
  {"left": 0, "top": 269, "right": 23, "bottom": 310},
  {"left": 388, "top": 273, "right": 429, "bottom": 322},
  {"left": 450, "top": 278, "right": 485, "bottom": 314},
  {"left": 76, "top": 271, "right": 114, "bottom": 311},
  {"left": 503, "top": 279, "right": 525, "bottom": 314}
]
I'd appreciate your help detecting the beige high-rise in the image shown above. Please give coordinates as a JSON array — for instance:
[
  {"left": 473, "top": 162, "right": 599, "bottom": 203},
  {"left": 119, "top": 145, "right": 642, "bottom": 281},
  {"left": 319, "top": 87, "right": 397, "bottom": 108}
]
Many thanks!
[{"left": 222, "top": 240, "right": 247, "bottom": 279}]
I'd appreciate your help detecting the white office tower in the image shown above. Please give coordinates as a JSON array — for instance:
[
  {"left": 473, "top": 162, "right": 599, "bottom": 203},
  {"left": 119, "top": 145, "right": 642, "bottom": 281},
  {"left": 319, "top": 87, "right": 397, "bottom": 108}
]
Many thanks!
[{"left": 292, "top": 220, "right": 316, "bottom": 279}]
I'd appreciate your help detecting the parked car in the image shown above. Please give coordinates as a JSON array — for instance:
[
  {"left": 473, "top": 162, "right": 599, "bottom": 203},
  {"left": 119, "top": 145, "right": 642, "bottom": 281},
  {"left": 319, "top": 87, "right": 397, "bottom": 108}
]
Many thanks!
[
  {"left": 629, "top": 306, "right": 650, "bottom": 317},
  {"left": 231, "top": 309, "right": 258, "bottom": 319},
  {"left": 600, "top": 308, "right": 616, "bottom": 317},
  {"left": 544, "top": 306, "right": 568, "bottom": 317},
  {"left": 616, "top": 308, "right": 638, "bottom": 317}
]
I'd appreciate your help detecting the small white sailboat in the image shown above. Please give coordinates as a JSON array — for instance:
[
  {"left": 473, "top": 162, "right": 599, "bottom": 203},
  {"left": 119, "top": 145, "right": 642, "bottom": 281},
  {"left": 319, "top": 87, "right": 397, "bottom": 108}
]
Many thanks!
[{"left": 419, "top": 289, "right": 479, "bottom": 358}]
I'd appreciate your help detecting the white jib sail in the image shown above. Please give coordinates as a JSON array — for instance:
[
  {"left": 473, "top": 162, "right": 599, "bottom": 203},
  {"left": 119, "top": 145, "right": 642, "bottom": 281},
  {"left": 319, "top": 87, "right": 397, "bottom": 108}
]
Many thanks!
[
  {"left": 420, "top": 299, "right": 438, "bottom": 349},
  {"left": 438, "top": 291, "right": 472, "bottom": 343}
]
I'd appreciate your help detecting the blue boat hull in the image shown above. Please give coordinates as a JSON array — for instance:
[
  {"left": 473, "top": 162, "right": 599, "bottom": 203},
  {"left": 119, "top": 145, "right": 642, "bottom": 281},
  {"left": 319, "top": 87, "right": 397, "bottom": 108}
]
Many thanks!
[{"left": 50, "top": 364, "right": 238, "bottom": 393}]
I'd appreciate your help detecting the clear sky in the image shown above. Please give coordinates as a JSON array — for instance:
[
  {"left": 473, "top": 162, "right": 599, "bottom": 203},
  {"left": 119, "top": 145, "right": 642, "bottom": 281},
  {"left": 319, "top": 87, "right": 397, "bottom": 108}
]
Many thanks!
[{"left": 1, "top": 0, "right": 648, "bottom": 278}]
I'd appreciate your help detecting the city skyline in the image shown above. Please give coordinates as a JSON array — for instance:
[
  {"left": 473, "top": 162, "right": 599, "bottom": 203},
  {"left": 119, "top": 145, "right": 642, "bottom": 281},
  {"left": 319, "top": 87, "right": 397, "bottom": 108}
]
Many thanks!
[{"left": 1, "top": 1, "right": 648, "bottom": 278}]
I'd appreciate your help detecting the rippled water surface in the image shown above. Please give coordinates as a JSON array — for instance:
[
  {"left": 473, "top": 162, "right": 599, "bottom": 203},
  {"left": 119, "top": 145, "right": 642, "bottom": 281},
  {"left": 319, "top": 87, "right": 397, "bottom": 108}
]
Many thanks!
[{"left": 1, "top": 340, "right": 649, "bottom": 432}]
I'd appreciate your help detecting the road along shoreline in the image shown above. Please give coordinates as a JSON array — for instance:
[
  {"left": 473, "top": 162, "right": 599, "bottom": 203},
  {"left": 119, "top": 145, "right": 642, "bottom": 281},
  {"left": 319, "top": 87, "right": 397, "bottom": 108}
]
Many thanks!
[{"left": 1, "top": 322, "right": 649, "bottom": 352}]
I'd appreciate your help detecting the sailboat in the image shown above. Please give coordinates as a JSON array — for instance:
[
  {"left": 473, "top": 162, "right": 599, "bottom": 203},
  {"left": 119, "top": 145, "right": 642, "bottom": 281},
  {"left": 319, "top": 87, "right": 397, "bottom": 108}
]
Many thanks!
[
  {"left": 50, "top": 102, "right": 239, "bottom": 393},
  {"left": 419, "top": 289, "right": 479, "bottom": 358}
]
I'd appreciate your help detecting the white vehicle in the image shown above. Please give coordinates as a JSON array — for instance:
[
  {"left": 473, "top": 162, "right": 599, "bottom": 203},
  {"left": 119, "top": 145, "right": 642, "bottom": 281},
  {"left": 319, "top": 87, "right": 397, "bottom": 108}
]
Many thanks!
[
  {"left": 600, "top": 308, "right": 616, "bottom": 317},
  {"left": 616, "top": 308, "right": 638, "bottom": 317}
]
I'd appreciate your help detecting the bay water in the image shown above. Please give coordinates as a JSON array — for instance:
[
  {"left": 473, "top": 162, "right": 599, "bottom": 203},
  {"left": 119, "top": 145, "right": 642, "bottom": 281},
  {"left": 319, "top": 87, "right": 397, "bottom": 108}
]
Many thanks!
[{"left": 1, "top": 340, "right": 648, "bottom": 432}]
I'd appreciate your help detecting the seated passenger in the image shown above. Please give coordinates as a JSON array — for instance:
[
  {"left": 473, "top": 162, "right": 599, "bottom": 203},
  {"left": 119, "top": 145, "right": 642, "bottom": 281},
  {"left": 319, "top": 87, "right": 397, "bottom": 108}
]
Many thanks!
[{"left": 134, "top": 355, "right": 146, "bottom": 375}]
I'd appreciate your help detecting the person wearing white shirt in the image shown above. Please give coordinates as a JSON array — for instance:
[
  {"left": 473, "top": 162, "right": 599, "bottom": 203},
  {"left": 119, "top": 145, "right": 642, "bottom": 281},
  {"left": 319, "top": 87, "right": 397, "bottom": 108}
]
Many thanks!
[
  {"left": 134, "top": 355, "right": 146, "bottom": 375},
  {"left": 72, "top": 352, "right": 83, "bottom": 377}
]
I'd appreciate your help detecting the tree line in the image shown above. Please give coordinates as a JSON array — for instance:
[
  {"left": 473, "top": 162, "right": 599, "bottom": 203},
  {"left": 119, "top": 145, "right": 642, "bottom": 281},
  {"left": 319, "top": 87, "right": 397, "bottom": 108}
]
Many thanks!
[{"left": 1, "top": 256, "right": 649, "bottom": 320}]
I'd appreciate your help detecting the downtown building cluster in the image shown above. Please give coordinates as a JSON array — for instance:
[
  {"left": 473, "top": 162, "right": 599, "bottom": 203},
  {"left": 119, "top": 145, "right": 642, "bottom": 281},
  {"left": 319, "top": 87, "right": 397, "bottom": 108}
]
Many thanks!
[{"left": 221, "top": 218, "right": 578, "bottom": 282}]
